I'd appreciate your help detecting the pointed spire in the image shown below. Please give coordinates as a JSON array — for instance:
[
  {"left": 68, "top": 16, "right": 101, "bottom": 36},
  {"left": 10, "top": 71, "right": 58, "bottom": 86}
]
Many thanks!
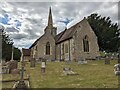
[{"left": 48, "top": 7, "right": 53, "bottom": 27}]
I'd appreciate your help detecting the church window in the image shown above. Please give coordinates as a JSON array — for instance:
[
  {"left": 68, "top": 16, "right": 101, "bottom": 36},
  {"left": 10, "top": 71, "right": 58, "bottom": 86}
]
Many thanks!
[
  {"left": 46, "top": 42, "right": 50, "bottom": 55},
  {"left": 83, "top": 35, "right": 89, "bottom": 52},
  {"left": 65, "top": 43, "right": 68, "bottom": 53},
  {"left": 62, "top": 44, "right": 64, "bottom": 55}
]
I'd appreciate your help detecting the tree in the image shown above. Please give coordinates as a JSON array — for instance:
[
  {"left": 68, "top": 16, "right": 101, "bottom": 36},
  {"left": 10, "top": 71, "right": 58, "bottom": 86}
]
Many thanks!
[
  {"left": 87, "top": 13, "right": 120, "bottom": 52},
  {"left": 0, "top": 25, "right": 21, "bottom": 61}
]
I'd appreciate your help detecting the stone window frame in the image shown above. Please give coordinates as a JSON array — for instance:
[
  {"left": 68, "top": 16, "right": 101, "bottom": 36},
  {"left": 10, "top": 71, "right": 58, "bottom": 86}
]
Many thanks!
[
  {"left": 46, "top": 42, "right": 50, "bottom": 55},
  {"left": 83, "top": 35, "right": 89, "bottom": 52}
]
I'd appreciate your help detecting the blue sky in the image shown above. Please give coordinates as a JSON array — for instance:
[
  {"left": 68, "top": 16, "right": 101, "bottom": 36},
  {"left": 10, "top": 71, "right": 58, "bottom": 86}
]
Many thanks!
[{"left": 0, "top": 1, "right": 118, "bottom": 49}]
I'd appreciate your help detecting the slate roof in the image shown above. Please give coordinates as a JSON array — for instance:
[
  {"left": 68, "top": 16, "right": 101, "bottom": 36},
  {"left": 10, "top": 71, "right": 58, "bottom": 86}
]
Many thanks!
[
  {"left": 56, "top": 26, "right": 76, "bottom": 44},
  {"left": 22, "top": 48, "right": 31, "bottom": 56},
  {"left": 55, "top": 18, "right": 84, "bottom": 43}
]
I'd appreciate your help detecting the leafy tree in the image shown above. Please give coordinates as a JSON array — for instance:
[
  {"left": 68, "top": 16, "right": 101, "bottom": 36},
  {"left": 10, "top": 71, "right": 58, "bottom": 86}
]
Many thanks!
[
  {"left": 87, "top": 13, "right": 120, "bottom": 52},
  {"left": 0, "top": 25, "right": 21, "bottom": 61}
]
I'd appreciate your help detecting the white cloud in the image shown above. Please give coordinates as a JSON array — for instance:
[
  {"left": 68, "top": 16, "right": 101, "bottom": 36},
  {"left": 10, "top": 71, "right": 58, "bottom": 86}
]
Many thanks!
[
  {"left": 1, "top": 2, "right": 14, "bottom": 12},
  {"left": 0, "top": 2, "right": 118, "bottom": 49},
  {"left": 17, "top": 8, "right": 28, "bottom": 12}
]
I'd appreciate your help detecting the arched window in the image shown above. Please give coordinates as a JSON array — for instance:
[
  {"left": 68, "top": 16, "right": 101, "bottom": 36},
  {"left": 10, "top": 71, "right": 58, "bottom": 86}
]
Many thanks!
[
  {"left": 65, "top": 43, "right": 68, "bottom": 53},
  {"left": 46, "top": 42, "right": 50, "bottom": 55},
  {"left": 83, "top": 35, "right": 89, "bottom": 52},
  {"left": 62, "top": 44, "right": 64, "bottom": 55}
]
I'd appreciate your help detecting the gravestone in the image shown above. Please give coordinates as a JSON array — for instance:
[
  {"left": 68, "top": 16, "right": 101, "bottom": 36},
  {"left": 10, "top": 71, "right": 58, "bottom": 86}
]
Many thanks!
[
  {"left": 105, "top": 56, "right": 110, "bottom": 64},
  {"left": 13, "top": 80, "right": 29, "bottom": 90},
  {"left": 63, "top": 67, "right": 78, "bottom": 76},
  {"left": 2, "top": 66, "right": 9, "bottom": 74},
  {"left": 11, "top": 69, "right": 19, "bottom": 74},
  {"left": 8, "top": 60, "right": 18, "bottom": 73},
  {"left": 41, "top": 58, "right": 46, "bottom": 74},
  {"left": 30, "top": 58, "right": 35, "bottom": 67},
  {"left": 78, "top": 57, "right": 87, "bottom": 64}
]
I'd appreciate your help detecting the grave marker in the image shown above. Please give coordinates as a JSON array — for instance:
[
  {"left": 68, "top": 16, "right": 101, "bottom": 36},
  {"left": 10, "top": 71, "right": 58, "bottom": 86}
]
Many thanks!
[
  {"left": 105, "top": 56, "right": 110, "bottom": 64},
  {"left": 8, "top": 60, "right": 18, "bottom": 73},
  {"left": 78, "top": 57, "right": 87, "bottom": 64},
  {"left": 41, "top": 58, "right": 46, "bottom": 74}
]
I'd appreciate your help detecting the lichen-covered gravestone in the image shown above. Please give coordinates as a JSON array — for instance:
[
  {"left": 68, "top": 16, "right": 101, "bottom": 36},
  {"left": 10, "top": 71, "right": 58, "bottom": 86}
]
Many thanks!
[
  {"left": 30, "top": 58, "right": 35, "bottom": 67},
  {"left": 8, "top": 60, "right": 18, "bottom": 73}
]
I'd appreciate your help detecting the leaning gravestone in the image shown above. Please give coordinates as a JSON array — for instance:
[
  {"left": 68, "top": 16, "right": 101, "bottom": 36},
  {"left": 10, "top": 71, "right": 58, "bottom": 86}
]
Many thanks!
[
  {"left": 105, "top": 56, "right": 110, "bottom": 64},
  {"left": 30, "top": 58, "right": 35, "bottom": 67},
  {"left": 8, "top": 60, "right": 18, "bottom": 73}
]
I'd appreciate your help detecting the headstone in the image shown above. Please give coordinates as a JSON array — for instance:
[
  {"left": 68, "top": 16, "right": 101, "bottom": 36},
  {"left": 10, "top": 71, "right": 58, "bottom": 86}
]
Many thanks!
[
  {"left": 114, "top": 64, "right": 120, "bottom": 75},
  {"left": 63, "top": 67, "right": 78, "bottom": 76},
  {"left": 105, "top": 56, "right": 110, "bottom": 64},
  {"left": 11, "top": 69, "right": 19, "bottom": 74},
  {"left": 13, "top": 80, "right": 29, "bottom": 90},
  {"left": 30, "top": 58, "right": 35, "bottom": 67},
  {"left": 78, "top": 57, "right": 87, "bottom": 64},
  {"left": 2, "top": 66, "right": 9, "bottom": 74},
  {"left": 8, "top": 60, "right": 18, "bottom": 73},
  {"left": 42, "top": 58, "right": 46, "bottom": 65},
  {"left": 41, "top": 61, "right": 46, "bottom": 74}
]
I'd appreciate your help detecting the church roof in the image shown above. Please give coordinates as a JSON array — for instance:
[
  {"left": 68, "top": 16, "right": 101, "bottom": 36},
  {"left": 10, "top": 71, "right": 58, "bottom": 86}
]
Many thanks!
[
  {"left": 55, "top": 29, "right": 66, "bottom": 42},
  {"left": 55, "top": 18, "right": 85, "bottom": 44},
  {"left": 56, "top": 26, "right": 76, "bottom": 44},
  {"left": 29, "top": 35, "right": 44, "bottom": 49}
]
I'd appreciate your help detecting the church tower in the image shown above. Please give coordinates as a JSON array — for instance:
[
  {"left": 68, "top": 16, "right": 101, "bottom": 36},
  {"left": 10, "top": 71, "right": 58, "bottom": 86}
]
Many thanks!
[{"left": 45, "top": 7, "right": 57, "bottom": 37}]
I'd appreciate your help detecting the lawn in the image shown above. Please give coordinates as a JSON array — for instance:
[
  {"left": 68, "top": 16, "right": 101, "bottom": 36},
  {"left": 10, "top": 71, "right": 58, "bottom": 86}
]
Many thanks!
[{"left": 2, "top": 60, "right": 119, "bottom": 88}]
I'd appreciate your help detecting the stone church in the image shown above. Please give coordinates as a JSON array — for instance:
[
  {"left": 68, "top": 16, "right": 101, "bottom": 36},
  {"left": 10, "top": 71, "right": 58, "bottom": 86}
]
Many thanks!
[{"left": 29, "top": 7, "right": 99, "bottom": 61}]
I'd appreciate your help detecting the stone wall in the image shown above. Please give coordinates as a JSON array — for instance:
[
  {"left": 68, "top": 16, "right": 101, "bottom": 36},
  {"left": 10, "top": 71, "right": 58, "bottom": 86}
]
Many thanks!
[
  {"left": 73, "top": 18, "right": 99, "bottom": 60},
  {"left": 31, "top": 28, "right": 56, "bottom": 61}
]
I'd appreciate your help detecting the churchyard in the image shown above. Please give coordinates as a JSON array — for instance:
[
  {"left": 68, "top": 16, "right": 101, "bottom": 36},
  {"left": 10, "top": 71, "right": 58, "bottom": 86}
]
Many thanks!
[{"left": 2, "top": 59, "right": 119, "bottom": 88}]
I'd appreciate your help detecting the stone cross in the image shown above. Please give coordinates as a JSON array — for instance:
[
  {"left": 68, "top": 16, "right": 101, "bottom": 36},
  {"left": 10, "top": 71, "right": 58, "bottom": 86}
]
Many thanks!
[{"left": 13, "top": 49, "right": 29, "bottom": 90}]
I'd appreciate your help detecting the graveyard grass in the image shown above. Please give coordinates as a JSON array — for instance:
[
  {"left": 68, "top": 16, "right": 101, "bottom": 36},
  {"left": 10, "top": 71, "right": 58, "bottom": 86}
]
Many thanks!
[{"left": 2, "top": 60, "right": 118, "bottom": 88}]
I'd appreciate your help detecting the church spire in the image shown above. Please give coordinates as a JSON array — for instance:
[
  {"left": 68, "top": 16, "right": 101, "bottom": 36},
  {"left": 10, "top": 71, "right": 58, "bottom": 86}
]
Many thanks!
[{"left": 48, "top": 7, "right": 53, "bottom": 27}]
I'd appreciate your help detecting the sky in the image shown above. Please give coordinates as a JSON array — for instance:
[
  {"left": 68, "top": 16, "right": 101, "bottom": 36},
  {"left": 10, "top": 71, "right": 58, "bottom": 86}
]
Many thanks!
[{"left": 0, "top": 0, "right": 119, "bottom": 49}]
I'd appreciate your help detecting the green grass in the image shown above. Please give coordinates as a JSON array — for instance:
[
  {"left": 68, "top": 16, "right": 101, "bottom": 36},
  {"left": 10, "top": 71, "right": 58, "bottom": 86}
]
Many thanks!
[{"left": 2, "top": 60, "right": 118, "bottom": 88}]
